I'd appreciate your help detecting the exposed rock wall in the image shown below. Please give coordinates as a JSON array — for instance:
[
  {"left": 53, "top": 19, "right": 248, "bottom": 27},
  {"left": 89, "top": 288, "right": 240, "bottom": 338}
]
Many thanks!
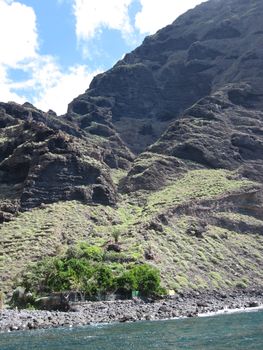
[
  {"left": 0, "top": 102, "right": 133, "bottom": 220},
  {"left": 123, "top": 83, "right": 263, "bottom": 191}
]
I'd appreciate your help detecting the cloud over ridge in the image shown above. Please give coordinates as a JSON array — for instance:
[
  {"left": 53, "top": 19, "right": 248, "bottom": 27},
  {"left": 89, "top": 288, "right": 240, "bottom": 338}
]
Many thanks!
[
  {"left": 74, "top": 0, "right": 134, "bottom": 41},
  {"left": 73, "top": 0, "right": 207, "bottom": 41}
]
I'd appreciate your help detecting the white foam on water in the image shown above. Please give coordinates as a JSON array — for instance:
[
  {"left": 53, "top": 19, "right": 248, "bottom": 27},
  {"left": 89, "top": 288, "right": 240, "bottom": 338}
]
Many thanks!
[{"left": 198, "top": 305, "right": 263, "bottom": 318}]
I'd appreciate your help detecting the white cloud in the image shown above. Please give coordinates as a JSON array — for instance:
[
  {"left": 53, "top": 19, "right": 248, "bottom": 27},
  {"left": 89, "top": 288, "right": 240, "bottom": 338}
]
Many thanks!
[
  {"left": 0, "top": 0, "right": 98, "bottom": 115},
  {"left": 32, "top": 62, "right": 100, "bottom": 115},
  {"left": 0, "top": 0, "right": 38, "bottom": 65},
  {"left": 135, "top": 0, "right": 207, "bottom": 34},
  {"left": 72, "top": 0, "right": 207, "bottom": 42},
  {"left": 4, "top": 55, "right": 99, "bottom": 115},
  {"left": 73, "top": 0, "right": 133, "bottom": 41},
  {"left": 0, "top": 0, "right": 37, "bottom": 104}
]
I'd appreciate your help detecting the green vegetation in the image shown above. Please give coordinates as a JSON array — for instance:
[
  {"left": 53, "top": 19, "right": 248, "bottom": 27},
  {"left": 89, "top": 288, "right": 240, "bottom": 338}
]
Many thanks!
[
  {"left": 235, "top": 277, "right": 249, "bottom": 289},
  {"left": 117, "top": 264, "right": 164, "bottom": 296},
  {"left": 146, "top": 169, "right": 254, "bottom": 212},
  {"left": 111, "top": 169, "right": 127, "bottom": 186},
  {"left": 67, "top": 243, "right": 104, "bottom": 261},
  {"left": 1, "top": 168, "right": 262, "bottom": 296},
  {"left": 111, "top": 228, "right": 121, "bottom": 244},
  {"left": 21, "top": 243, "right": 164, "bottom": 298}
]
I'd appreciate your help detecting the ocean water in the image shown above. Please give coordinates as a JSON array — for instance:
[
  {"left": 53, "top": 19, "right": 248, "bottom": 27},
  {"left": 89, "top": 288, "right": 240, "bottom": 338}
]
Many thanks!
[{"left": 0, "top": 311, "right": 263, "bottom": 350}]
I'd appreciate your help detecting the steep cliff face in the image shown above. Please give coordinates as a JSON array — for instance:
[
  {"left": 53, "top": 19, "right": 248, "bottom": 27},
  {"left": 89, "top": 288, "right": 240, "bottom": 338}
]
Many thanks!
[
  {"left": 0, "top": 102, "right": 133, "bottom": 221},
  {"left": 1, "top": 0, "right": 263, "bottom": 294},
  {"left": 68, "top": 0, "right": 263, "bottom": 153},
  {"left": 123, "top": 83, "right": 263, "bottom": 191}
]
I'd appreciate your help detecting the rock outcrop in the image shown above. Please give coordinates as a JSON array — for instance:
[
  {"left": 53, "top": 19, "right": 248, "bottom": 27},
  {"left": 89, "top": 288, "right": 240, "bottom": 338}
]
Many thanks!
[
  {"left": 0, "top": 102, "right": 133, "bottom": 221},
  {"left": 123, "top": 83, "right": 263, "bottom": 191}
]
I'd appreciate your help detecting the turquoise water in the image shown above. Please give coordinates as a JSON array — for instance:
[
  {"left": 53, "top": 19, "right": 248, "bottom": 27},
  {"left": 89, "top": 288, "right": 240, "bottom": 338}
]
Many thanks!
[{"left": 1, "top": 311, "right": 263, "bottom": 350}]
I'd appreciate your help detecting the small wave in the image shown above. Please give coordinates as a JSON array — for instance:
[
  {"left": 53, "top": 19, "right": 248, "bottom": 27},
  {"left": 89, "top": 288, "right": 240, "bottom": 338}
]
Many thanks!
[{"left": 198, "top": 305, "right": 263, "bottom": 318}]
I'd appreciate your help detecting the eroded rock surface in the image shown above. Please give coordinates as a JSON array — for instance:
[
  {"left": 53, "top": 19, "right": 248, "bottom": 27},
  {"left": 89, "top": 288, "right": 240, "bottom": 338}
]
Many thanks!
[
  {"left": 123, "top": 83, "right": 263, "bottom": 191},
  {"left": 0, "top": 102, "right": 133, "bottom": 220}
]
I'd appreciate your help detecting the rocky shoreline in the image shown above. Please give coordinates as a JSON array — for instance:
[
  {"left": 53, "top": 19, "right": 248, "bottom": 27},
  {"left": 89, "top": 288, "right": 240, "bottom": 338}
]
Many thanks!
[{"left": 1, "top": 289, "right": 263, "bottom": 332}]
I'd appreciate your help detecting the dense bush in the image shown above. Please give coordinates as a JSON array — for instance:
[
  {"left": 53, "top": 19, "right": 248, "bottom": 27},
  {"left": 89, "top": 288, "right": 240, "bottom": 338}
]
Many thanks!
[
  {"left": 22, "top": 258, "right": 92, "bottom": 293},
  {"left": 21, "top": 244, "right": 164, "bottom": 298},
  {"left": 46, "top": 258, "right": 94, "bottom": 292},
  {"left": 95, "top": 265, "right": 116, "bottom": 293},
  {"left": 66, "top": 242, "right": 103, "bottom": 261},
  {"left": 117, "top": 264, "right": 163, "bottom": 296}
]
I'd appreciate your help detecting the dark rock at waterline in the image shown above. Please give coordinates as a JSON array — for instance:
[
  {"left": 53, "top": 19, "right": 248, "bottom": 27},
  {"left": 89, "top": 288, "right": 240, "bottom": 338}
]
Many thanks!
[{"left": 248, "top": 301, "right": 260, "bottom": 308}]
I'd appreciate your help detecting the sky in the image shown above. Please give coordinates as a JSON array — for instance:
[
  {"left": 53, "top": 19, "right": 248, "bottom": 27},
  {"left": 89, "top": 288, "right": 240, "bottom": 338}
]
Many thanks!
[{"left": 0, "top": 0, "right": 206, "bottom": 115}]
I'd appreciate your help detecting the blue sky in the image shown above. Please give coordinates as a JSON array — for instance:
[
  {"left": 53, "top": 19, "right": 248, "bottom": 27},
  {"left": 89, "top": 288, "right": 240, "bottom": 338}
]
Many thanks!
[{"left": 0, "top": 0, "right": 206, "bottom": 114}]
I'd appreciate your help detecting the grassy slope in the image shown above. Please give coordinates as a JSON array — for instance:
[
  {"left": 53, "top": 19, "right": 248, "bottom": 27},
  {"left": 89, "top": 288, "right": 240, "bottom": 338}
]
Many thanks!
[{"left": 1, "top": 169, "right": 263, "bottom": 294}]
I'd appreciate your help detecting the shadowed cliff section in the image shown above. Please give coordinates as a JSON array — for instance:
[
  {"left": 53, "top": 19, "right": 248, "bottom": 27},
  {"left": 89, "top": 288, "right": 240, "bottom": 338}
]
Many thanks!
[{"left": 123, "top": 83, "right": 263, "bottom": 192}]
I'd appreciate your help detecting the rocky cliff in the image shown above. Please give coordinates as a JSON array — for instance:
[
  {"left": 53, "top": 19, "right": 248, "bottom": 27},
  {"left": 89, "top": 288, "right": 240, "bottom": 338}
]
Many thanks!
[
  {"left": 1, "top": 0, "right": 263, "bottom": 294},
  {"left": 0, "top": 102, "right": 133, "bottom": 222}
]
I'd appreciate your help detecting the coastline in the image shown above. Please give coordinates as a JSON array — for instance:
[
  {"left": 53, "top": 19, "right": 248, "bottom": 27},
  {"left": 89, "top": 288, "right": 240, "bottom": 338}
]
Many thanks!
[{"left": 1, "top": 289, "right": 263, "bottom": 332}]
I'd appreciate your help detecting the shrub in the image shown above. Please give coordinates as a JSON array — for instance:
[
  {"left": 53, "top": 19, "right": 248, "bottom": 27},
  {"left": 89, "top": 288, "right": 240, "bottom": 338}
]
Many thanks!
[
  {"left": 118, "top": 264, "right": 164, "bottom": 297},
  {"left": 79, "top": 244, "right": 104, "bottom": 262},
  {"left": 66, "top": 243, "right": 103, "bottom": 262},
  {"left": 22, "top": 257, "right": 94, "bottom": 293},
  {"left": 46, "top": 258, "right": 94, "bottom": 292},
  {"left": 117, "top": 271, "right": 137, "bottom": 291},
  {"left": 112, "top": 228, "right": 121, "bottom": 244},
  {"left": 131, "top": 264, "right": 162, "bottom": 296},
  {"left": 95, "top": 265, "right": 116, "bottom": 294}
]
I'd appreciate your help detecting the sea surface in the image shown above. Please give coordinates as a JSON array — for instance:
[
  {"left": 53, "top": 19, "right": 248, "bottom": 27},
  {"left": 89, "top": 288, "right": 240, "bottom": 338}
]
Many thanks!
[{"left": 1, "top": 310, "right": 263, "bottom": 350}]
